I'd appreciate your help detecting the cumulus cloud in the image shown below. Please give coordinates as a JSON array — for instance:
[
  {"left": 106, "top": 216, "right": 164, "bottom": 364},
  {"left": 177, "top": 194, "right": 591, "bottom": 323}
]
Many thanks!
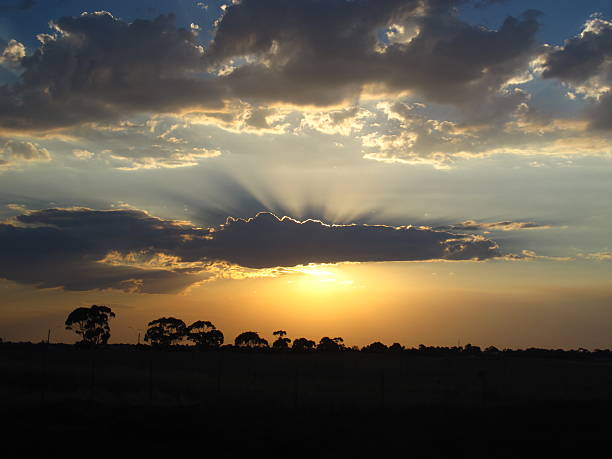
[
  {"left": 299, "top": 107, "right": 374, "bottom": 136},
  {"left": 72, "top": 149, "right": 94, "bottom": 160},
  {"left": 0, "top": 12, "right": 224, "bottom": 133},
  {"left": 360, "top": 99, "right": 612, "bottom": 167},
  {"left": 186, "top": 102, "right": 292, "bottom": 134},
  {"left": 0, "top": 39, "right": 26, "bottom": 68},
  {"left": 209, "top": 0, "right": 541, "bottom": 118},
  {"left": 0, "top": 139, "right": 51, "bottom": 167},
  {"left": 2, "top": 2, "right": 608, "bottom": 167},
  {"left": 0, "top": 1, "right": 544, "bottom": 135},
  {"left": 542, "top": 15, "right": 612, "bottom": 130},
  {"left": 0, "top": 208, "right": 503, "bottom": 293}
]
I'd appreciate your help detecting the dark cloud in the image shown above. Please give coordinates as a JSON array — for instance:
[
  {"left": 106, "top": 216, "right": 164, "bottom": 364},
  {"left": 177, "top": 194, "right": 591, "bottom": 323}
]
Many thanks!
[
  {"left": 209, "top": 0, "right": 541, "bottom": 122},
  {"left": 542, "top": 16, "right": 612, "bottom": 130},
  {"left": 542, "top": 18, "right": 612, "bottom": 84},
  {"left": 205, "top": 212, "right": 501, "bottom": 268},
  {"left": 0, "top": 1, "right": 542, "bottom": 133},
  {"left": 0, "top": 12, "right": 224, "bottom": 133},
  {"left": 0, "top": 208, "right": 209, "bottom": 293},
  {"left": 0, "top": 208, "right": 501, "bottom": 293}
]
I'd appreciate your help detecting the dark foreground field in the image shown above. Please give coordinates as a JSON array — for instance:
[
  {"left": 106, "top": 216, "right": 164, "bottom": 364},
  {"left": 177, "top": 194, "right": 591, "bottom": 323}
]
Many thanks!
[{"left": 2, "top": 345, "right": 612, "bottom": 457}]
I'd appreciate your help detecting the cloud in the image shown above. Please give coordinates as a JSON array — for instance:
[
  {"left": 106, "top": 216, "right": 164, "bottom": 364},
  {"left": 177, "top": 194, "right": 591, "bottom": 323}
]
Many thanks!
[
  {"left": 64, "top": 118, "right": 223, "bottom": 169},
  {"left": 542, "top": 15, "right": 612, "bottom": 130},
  {"left": 435, "top": 220, "right": 552, "bottom": 232},
  {"left": 0, "top": 208, "right": 211, "bottom": 293},
  {"left": 186, "top": 102, "right": 292, "bottom": 134},
  {"left": 0, "top": 39, "right": 26, "bottom": 68},
  {"left": 578, "top": 251, "right": 612, "bottom": 261},
  {"left": 204, "top": 212, "right": 501, "bottom": 268},
  {"left": 0, "top": 2, "right": 543, "bottom": 135},
  {"left": 299, "top": 107, "right": 374, "bottom": 136},
  {"left": 0, "top": 12, "right": 224, "bottom": 133},
  {"left": 72, "top": 149, "right": 94, "bottom": 160},
  {"left": 0, "top": 139, "right": 51, "bottom": 168},
  {"left": 0, "top": 207, "right": 503, "bottom": 293},
  {"left": 360, "top": 99, "right": 612, "bottom": 167},
  {"left": 209, "top": 1, "right": 541, "bottom": 118}
]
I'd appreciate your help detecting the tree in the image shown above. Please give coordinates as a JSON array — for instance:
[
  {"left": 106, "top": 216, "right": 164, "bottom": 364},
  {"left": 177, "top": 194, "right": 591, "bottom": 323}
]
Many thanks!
[
  {"left": 317, "top": 336, "right": 344, "bottom": 352},
  {"left": 187, "top": 320, "right": 224, "bottom": 349},
  {"left": 234, "top": 331, "right": 269, "bottom": 348},
  {"left": 144, "top": 317, "right": 187, "bottom": 347},
  {"left": 65, "top": 305, "right": 115, "bottom": 345},
  {"left": 463, "top": 343, "right": 482, "bottom": 355},
  {"left": 362, "top": 341, "right": 388, "bottom": 353},
  {"left": 272, "top": 330, "right": 291, "bottom": 350},
  {"left": 292, "top": 337, "right": 316, "bottom": 352},
  {"left": 389, "top": 342, "right": 404, "bottom": 352}
]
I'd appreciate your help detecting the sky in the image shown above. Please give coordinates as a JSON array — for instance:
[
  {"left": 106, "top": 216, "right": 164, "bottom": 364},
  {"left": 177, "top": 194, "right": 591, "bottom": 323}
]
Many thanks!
[{"left": 1, "top": 0, "right": 611, "bottom": 349}]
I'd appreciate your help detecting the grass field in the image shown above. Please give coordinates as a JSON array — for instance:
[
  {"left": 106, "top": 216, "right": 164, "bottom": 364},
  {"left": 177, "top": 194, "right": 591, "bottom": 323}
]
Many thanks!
[{"left": 2, "top": 344, "right": 612, "bottom": 457}]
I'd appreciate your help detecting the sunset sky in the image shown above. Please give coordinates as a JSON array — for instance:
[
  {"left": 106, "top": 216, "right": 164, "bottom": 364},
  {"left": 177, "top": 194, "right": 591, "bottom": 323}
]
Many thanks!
[{"left": 1, "top": 0, "right": 611, "bottom": 348}]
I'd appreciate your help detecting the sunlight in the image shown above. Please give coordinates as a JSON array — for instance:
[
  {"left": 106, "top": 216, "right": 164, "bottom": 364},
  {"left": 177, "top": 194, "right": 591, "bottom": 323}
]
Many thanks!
[{"left": 286, "top": 264, "right": 355, "bottom": 291}]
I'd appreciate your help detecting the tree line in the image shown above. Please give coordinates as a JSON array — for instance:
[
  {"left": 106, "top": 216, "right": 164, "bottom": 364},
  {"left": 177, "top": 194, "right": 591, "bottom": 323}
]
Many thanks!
[
  {"left": 62, "top": 304, "right": 406, "bottom": 351},
  {"left": 57, "top": 304, "right": 612, "bottom": 357}
]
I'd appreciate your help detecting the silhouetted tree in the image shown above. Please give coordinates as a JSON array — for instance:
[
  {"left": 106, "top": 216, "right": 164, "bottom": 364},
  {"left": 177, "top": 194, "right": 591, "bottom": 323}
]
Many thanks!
[
  {"left": 463, "top": 343, "right": 482, "bottom": 355},
  {"left": 234, "top": 331, "right": 269, "bottom": 348},
  {"left": 65, "top": 305, "right": 115, "bottom": 345},
  {"left": 389, "top": 342, "right": 404, "bottom": 352},
  {"left": 362, "top": 341, "right": 388, "bottom": 352},
  {"left": 144, "top": 317, "right": 187, "bottom": 347},
  {"left": 317, "top": 336, "right": 344, "bottom": 352},
  {"left": 272, "top": 330, "right": 291, "bottom": 350},
  {"left": 292, "top": 337, "right": 316, "bottom": 352},
  {"left": 187, "top": 320, "right": 224, "bottom": 349}
]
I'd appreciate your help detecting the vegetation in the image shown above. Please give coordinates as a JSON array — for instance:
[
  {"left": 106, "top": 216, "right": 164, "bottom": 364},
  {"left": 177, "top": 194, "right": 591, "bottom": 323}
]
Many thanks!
[
  {"left": 272, "top": 330, "right": 291, "bottom": 350},
  {"left": 235, "top": 331, "right": 269, "bottom": 348},
  {"left": 65, "top": 305, "right": 115, "bottom": 345},
  {"left": 144, "top": 317, "right": 186, "bottom": 347},
  {"left": 187, "top": 321, "right": 224, "bottom": 349},
  {"left": 57, "top": 309, "right": 612, "bottom": 358}
]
